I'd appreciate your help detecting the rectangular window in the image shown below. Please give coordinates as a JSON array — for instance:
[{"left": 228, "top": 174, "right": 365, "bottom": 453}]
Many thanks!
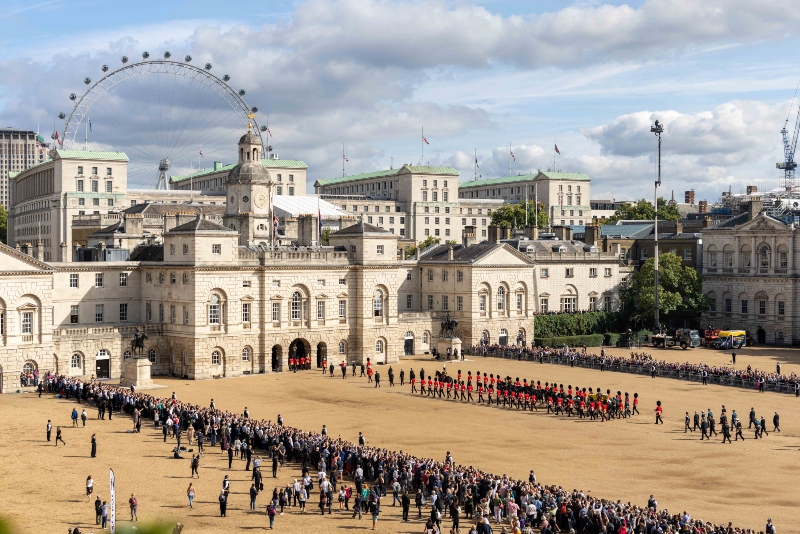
[
  {"left": 605, "top": 268, "right": 612, "bottom": 277},
  {"left": 317, "top": 301, "right": 325, "bottom": 320},
  {"left": 22, "top": 312, "right": 33, "bottom": 333},
  {"left": 243, "top": 279, "right": 251, "bottom": 288},
  {"left": 118, "top": 304, "right": 127, "bottom": 321},
  {"left": 780, "top": 252, "right": 788, "bottom": 268},
  {"left": 709, "top": 299, "right": 717, "bottom": 312},
  {"left": 95, "top": 273, "right": 103, "bottom": 287},
  {"left": 92, "top": 198, "right": 99, "bottom": 206},
  {"left": 457, "top": 295, "right": 463, "bottom": 311},
  {"left": 778, "top": 301, "right": 785, "bottom": 316},
  {"left": 146, "top": 303, "right": 152, "bottom": 322},
  {"left": 106, "top": 167, "right": 112, "bottom": 176},
  {"left": 406, "top": 295, "right": 413, "bottom": 310},
  {"left": 376, "top": 245, "right": 384, "bottom": 254},
  {"left": 79, "top": 198, "right": 85, "bottom": 206},
  {"left": 339, "top": 278, "right": 346, "bottom": 286},
  {"left": 589, "top": 268, "right": 597, "bottom": 277},
  {"left": 605, "top": 296, "right": 612, "bottom": 311},
  {"left": 70, "top": 305, "right": 79, "bottom": 323},
  {"left": 159, "top": 273, "right": 164, "bottom": 284},
  {"left": 456, "top": 270, "right": 463, "bottom": 282},
  {"left": 276, "top": 186, "right": 283, "bottom": 195},
  {"left": 288, "top": 186, "right": 294, "bottom": 196},
  {"left": 442, "top": 270, "right": 449, "bottom": 282},
  {"left": 146, "top": 273, "right": 152, "bottom": 283},
  {"left": 183, "top": 244, "right": 189, "bottom": 255},
  {"left": 170, "top": 244, "right": 176, "bottom": 255},
  {"left": 516, "top": 293, "right": 523, "bottom": 310},
  {"left": 209, "top": 303, "right": 220, "bottom": 324},
  {"left": 170, "top": 305, "right": 176, "bottom": 324},
  {"left": 183, "top": 306, "right": 189, "bottom": 325},
  {"left": 77, "top": 180, "right": 84, "bottom": 192},
  {"left": 565, "top": 268, "right": 574, "bottom": 277},
  {"left": 479, "top": 295, "right": 486, "bottom": 312},
  {"left": 70, "top": 274, "right": 78, "bottom": 288},
  {"left": 426, "top": 295, "right": 434, "bottom": 310},
  {"left": 400, "top": 216, "right": 405, "bottom": 224},
  {"left": 159, "top": 303, "right": 164, "bottom": 323},
  {"left": 183, "top": 273, "right": 189, "bottom": 284},
  {"left": 242, "top": 302, "right": 251, "bottom": 322},
  {"left": 77, "top": 166, "right": 84, "bottom": 175},
  {"left": 212, "top": 244, "right": 221, "bottom": 254},
  {"left": 105, "top": 181, "right": 113, "bottom": 193},
  {"left": 91, "top": 166, "right": 98, "bottom": 176},
  {"left": 741, "top": 300, "right": 748, "bottom": 314},
  {"left": 428, "top": 269, "right": 433, "bottom": 282},
  {"left": 743, "top": 252, "right": 751, "bottom": 268},
  {"left": 759, "top": 300, "right": 766, "bottom": 316},
  {"left": 540, "top": 268, "right": 548, "bottom": 278},
  {"left": 540, "top": 298, "right": 549, "bottom": 313},
  {"left": 724, "top": 298, "right": 732, "bottom": 313},
  {"left": 119, "top": 272, "right": 127, "bottom": 286},
  {"left": 95, "top": 304, "right": 104, "bottom": 323},
  {"left": 560, "top": 297, "right": 577, "bottom": 312},
  {"left": 91, "top": 180, "right": 98, "bottom": 192},
  {"left": 272, "top": 302, "right": 281, "bottom": 322},
  {"left": 724, "top": 253, "right": 733, "bottom": 268},
  {"left": 589, "top": 296, "right": 597, "bottom": 311},
  {"left": 442, "top": 295, "right": 449, "bottom": 311},
  {"left": 682, "top": 248, "right": 691, "bottom": 261}
]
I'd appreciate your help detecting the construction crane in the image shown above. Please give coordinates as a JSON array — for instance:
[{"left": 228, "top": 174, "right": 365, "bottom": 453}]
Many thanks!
[{"left": 778, "top": 83, "right": 800, "bottom": 191}]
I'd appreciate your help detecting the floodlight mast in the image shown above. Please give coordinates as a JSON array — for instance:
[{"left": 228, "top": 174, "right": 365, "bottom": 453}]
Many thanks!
[{"left": 650, "top": 120, "right": 664, "bottom": 333}]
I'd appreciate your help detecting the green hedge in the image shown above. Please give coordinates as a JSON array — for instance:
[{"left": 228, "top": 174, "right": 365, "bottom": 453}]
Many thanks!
[
  {"left": 534, "top": 334, "right": 605, "bottom": 347},
  {"left": 534, "top": 311, "right": 622, "bottom": 338},
  {"left": 604, "top": 332, "right": 621, "bottom": 346}
]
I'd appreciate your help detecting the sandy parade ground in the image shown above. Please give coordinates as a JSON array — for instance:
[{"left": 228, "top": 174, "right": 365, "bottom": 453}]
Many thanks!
[{"left": 1, "top": 345, "right": 799, "bottom": 533}]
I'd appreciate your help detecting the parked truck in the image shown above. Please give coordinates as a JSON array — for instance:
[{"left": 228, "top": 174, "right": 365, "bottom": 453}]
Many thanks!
[{"left": 651, "top": 329, "right": 701, "bottom": 349}]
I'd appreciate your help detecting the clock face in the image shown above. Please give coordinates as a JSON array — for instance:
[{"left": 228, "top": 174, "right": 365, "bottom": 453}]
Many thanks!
[
  {"left": 242, "top": 195, "right": 249, "bottom": 203},
  {"left": 254, "top": 191, "right": 268, "bottom": 209}
]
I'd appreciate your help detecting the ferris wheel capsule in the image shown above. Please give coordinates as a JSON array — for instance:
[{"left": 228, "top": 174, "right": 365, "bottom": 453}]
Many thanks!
[
  {"left": 121, "top": 56, "right": 128, "bottom": 64},
  {"left": 84, "top": 77, "right": 91, "bottom": 85},
  {"left": 142, "top": 51, "right": 150, "bottom": 59},
  {"left": 251, "top": 106, "right": 258, "bottom": 113},
  {"left": 260, "top": 125, "right": 267, "bottom": 132},
  {"left": 69, "top": 93, "right": 76, "bottom": 100},
  {"left": 58, "top": 112, "right": 66, "bottom": 119},
  {"left": 238, "top": 89, "right": 246, "bottom": 96},
  {"left": 223, "top": 75, "right": 230, "bottom": 82},
  {"left": 185, "top": 55, "right": 192, "bottom": 62},
  {"left": 205, "top": 63, "right": 212, "bottom": 70},
  {"left": 164, "top": 51, "right": 171, "bottom": 59},
  {"left": 102, "top": 65, "right": 109, "bottom": 73}
]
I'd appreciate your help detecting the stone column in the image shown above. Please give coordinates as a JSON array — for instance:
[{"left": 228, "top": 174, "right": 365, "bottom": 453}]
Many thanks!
[
  {"left": 734, "top": 236, "right": 739, "bottom": 271},
  {"left": 750, "top": 236, "right": 756, "bottom": 273},
  {"left": 771, "top": 236, "right": 777, "bottom": 271}
]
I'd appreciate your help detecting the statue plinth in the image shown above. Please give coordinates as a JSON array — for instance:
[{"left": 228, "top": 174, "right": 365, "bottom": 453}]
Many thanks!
[
  {"left": 121, "top": 357, "right": 153, "bottom": 388},
  {"left": 437, "top": 337, "right": 462, "bottom": 359}
]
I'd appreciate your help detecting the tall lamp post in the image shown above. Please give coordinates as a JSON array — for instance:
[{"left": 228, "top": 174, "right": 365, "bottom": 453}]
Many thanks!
[{"left": 650, "top": 120, "right": 664, "bottom": 333}]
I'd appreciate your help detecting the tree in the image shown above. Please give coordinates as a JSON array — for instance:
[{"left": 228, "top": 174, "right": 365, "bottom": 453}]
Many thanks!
[
  {"left": 320, "top": 228, "right": 332, "bottom": 245},
  {"left": 602, "top": 198, "right": 680, "bottom": 225},
  {"left": 0, "top": 204, "right": 6, "bottom": 244},
  {"left": 404, "top": 235, "right": 440, "bottom": 259},
  {"left": 625, "top": 252, "right": 708, "bottom": 326},
  {"left": 489, "top": 200, "right": 548, "bottom": 229}
]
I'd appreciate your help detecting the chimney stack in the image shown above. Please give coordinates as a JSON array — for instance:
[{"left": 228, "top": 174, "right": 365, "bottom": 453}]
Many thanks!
[
  {"left": 447, "top": 245, "right": 454, "bottom": 261},
  {"left": 698, "top": 200, "right": 708, "bottom": 213},
  {"left": 462, "top": 225, "right": 477, "bottom": 248},
  {"left": 684, "top": 190, "right": 695, "bottom": 204}
]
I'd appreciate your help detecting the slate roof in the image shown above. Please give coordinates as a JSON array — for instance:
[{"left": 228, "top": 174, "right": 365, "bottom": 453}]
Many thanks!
[
  {"left": 420, "top": 243, "right": 499, "bottom": 262},
  {"left": 316, "top": 165, "right": 458, "bottom": 187},
  {"left": 330, "top": 222, "right": 389, "bottom": 236},
  {"left": 599, "top": 222, "right": 654, "bottom": 238},
  {"left": 167, "top": 218, "right": 234, "bottom": 233},
  {"left": 458, "top": 171, "right": 591, "bottom": 189},
  {"left": 130, "top": 245, "right": 164, "bottom": 261}
]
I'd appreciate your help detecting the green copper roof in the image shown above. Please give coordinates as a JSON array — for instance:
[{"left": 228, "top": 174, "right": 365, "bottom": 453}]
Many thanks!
[
  {"left": 316, "top": 165, "right": 458, "bottom": 187},
  {"left": 55, "top": 149, "right": 129, "bottom": 161},
  {"left": 8, "top": 171, "right": 19, "bottom": 179},
  {"left": 170, "top": 158, "right": 308, "bottom": 184},
  {"left": 458, "top": 171, "right": 590, "bottom": 189}
]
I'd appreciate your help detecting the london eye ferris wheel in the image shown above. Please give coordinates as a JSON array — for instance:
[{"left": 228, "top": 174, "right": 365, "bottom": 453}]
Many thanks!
[{"left": 56, "top": 51, "right": 269, "bottom": 189}]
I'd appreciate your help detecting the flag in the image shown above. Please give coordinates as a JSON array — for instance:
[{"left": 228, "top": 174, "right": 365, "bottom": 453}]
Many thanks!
[
  {"left": 343, "top": 154, "right": 349, "bottom": 162},
  {"left": 422, "top": 136, "right": 430, "bottom": 145},
  {"left": 555, "top": 144, "right": 560, "bottom": 154},
  {"left": 199, "top": 150, "right": 204, "bottom": 158},
  {"left": 55, "top": 130, "right": 62, "bottom": 146},
  {"left": 88, "top": 118, "right": 92, "bottom": 133},
  {"left": 475, "top": 156, "right": 479, "bottom": 168},
  {"left": 266, "top": 128, "right": 273, "bottom": 138},
  {"left": 510, "top": 149, "right": 516, "bottom": 161}
]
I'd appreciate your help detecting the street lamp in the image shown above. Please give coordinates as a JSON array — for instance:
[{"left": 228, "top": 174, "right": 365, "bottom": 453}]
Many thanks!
[{"left": 650, "top": 120, "right": 664, "bottom": 333}]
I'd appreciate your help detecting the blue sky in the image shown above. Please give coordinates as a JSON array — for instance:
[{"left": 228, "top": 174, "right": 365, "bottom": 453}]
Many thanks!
[{"left": 2, "top": 0, "right": 799, "bottom": 201}]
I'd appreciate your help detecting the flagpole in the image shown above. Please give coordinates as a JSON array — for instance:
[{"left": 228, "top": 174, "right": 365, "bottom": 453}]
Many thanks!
[
  {"left": 525, "top": 181, "right": 529, "bottom": 227},
  {"left": 474, "top": 148, "right": 477, "bottom": 181},
  {"left": 508, "top": 142, "right": 512, "bottom": 176},
  {"left": 554, "top": 138, "right": 556, "bottom": 171},
  {"left": 84, "top": 117, "right": 88, "bottom": 151},
  {"left": 535, "top": 184, "right": 539, "bottom": 229},
  {"left": 342, "top": 143, "right": 345, "bottom": 178},
  {"left": 421, "top": 126, "right": 424, "bottom": 165}
]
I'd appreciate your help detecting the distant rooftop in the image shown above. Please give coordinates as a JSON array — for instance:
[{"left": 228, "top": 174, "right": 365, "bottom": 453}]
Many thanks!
[
  {"left": 315, "top": 165, "right": 459, "bottom": 187},
  {"left": 458, "top": 171, "right": 591, "bottom": 189},
  {"left": 54, "top": 149, "right": 129, "bottom": 161},
  {"left": 170, "top": 158, "right": 308, "bottom": 184}
]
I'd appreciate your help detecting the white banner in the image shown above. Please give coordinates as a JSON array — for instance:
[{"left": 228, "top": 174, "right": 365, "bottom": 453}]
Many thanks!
[{"left": 109, "top": 468, "right": 116, "bottom": 534}]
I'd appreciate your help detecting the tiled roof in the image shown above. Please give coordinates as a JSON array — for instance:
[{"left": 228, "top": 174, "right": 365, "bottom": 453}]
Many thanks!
[
  {"left": 420, "top": 243, "right": 498, "bottom": 262},
  {"left": 130, "top": 245, "right": 164, "bottom": 261},
  {"left": 170, "top": 159, "right": 308, "bottom": 183},
  {"left": 316, "top": 165, "right": 458, "bottom": 187},
  {"left": 54, "top": 149, "right": 129, "bottom": 161},
  {"left": 599, "top": 222, "right": 654, "bottom": 238}
]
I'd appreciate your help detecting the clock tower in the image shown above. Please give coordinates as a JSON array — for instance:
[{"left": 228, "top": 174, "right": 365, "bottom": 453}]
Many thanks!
[{"left": 223, "top": 124, "right": 275, "bottom": 246}]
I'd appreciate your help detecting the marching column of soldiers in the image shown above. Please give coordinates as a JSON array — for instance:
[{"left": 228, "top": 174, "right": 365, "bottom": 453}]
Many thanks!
[
  {"left": 686, "top": 405, "right": 779, "bottom": 443},
  {"left": 406, "top": 368, "right": 639, "bottom": 421}
]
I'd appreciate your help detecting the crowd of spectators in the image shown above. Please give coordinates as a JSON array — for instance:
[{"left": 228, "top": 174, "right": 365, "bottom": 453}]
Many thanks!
[{"left": 43, "top": 372, "right": 772, "bottom": 534}]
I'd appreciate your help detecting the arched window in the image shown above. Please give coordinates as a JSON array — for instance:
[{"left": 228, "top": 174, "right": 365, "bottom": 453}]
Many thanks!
[
  {"left": 497, "top": 287, "right": 505, "bottom": 311},
  {"left": 373, "top": 290, "right": 384, "bottom": 317},
  {"left": 338, "top": 341, "right": 346, "bottom": 354},
  {"left": 71, "top": 354, "right": 81, "bottom": 368},
  {"left": 242, "top": 347, "right": 250, "bottom": 362},
  {"left": 212, "top": 350, "right": 221, "bottom": 365},
  {"left": 22, "top": 361, "right": 36, "bottom": 374},
  {"left": 760, "top": 246, "right": 770, "bottom": 268},
  {"left": 375, "top": 339, "right": 384, "bottom": 353},
  {"left": 291, "top": 292, "right": 302, "bottom": 320},
  {"left": 209, "top": 294, "right": 221, "bottom": 324},
  {"left": 183, "top": 351, "right": 189, "bottom": 365},
  {"left": 422, "top": 332, "right": 429, "bottom": 344},
  {"left": 148, "top": 349, "right": 157, "bottom": 363}
]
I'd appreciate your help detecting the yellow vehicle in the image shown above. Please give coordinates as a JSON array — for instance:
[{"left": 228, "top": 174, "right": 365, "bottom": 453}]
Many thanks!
[{"left": 712, "top": 330, "right": 746, "bottom": 349}]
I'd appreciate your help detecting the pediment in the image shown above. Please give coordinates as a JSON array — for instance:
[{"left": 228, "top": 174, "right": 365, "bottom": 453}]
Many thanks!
[
  {"left": 315, "top": 293, "right": 329, "bottom": 300},
  {"left": 738, "top": 214, "right": 791, "bottom": 233},
  {"left": 270, "top": 294, "right": 284, "bottom": 301},
  {"left": 0, "top": 243, "right": 53, "bottom": 272},
  {"left": 472, "top": 244, "right": 536, "bottom": 266},
  {"left": 241, "top": 295, "right": 254, "bottom": 302},
  {"left": 337, "top": 292, "right": 348, "bottom": 298}
]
